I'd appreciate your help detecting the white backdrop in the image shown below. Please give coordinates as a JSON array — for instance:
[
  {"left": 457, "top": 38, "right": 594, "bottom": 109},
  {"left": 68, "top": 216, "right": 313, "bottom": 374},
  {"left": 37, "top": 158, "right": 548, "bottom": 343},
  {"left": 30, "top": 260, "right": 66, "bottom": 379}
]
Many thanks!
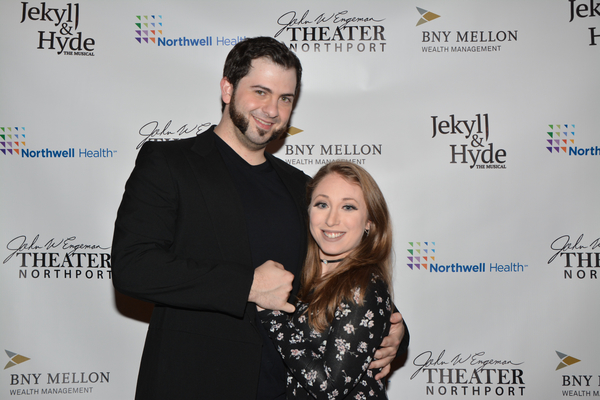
[{"left": 1, "top": 0, "right": 599, "bottom": 398}]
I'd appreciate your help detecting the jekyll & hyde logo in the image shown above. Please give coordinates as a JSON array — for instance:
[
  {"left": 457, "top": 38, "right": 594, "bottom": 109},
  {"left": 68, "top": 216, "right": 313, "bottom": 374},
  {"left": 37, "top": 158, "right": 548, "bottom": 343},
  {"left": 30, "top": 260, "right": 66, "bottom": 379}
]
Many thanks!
[
  {"left": 273, "top": 10, "right": 387, "bottom": 53},
  {"left": 431, "top": 113, "right": 508, "bottom": 169},
  {"left": 568, "top": 0, "right": 600, "bottom": 46},
  {"left": 19, "top": 2, "right": 96, "bottom": 56},
  {"left": 548, "top": 234, "right": 600, "bottom": 280}
]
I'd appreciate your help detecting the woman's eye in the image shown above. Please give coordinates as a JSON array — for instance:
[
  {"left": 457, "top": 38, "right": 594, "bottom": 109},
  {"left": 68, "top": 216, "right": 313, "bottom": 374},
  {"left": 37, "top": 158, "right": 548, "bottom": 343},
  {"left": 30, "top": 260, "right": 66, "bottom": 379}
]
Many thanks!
[
  {"left": 314, "top": 202, "right": 327, "bottom": 209},
  {"left": 343, "top": 204, "right": 357, "bottom": 211}
]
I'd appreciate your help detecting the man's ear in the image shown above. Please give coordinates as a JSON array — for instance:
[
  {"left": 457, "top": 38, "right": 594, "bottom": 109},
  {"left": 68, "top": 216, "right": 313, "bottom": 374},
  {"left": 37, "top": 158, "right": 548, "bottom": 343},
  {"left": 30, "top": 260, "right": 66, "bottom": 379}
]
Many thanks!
[{"left": 220, "top": 77, "right": 233, "bottom": 105}]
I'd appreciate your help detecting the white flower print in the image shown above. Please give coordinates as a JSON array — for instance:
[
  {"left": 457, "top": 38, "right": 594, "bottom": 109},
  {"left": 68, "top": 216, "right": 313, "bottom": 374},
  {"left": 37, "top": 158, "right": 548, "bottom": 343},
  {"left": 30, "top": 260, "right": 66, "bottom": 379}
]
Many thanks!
[
  {"left": 343, "top": 323, "right": 356, "bottom": 334},
  {"left": 352, "top": 287, "right": 361, "bottom": 303},
  {"left": 290, "top": 333, "right": 303, "bottom": 344},
  {"left": 335, "top": 338, "right": 350, "bottom": 360},
  {"left": 320, "top": 380, "right": 328, "bottom": 391},
  {"left": 303, "top": 370, "right": 317, "bottom": 386},
  {"left": 290, "top": 348, "right": 306, "bottom": 359},
  {"left": 259, "top": 275, "right": 392, "bottom": 399},
  {"left": 357, "top": 341, "right": 368, "bottom": 353}
]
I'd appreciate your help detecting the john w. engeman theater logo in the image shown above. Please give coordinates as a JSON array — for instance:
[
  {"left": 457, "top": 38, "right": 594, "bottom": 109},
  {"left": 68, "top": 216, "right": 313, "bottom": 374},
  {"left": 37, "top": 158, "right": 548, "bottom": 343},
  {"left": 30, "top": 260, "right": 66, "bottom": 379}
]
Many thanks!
[
  {"left": 273, "top": 9, "right": 388, "bottom": 54},
  {"left": 3, "top": 234, "right": 112, "bottom": 280}
]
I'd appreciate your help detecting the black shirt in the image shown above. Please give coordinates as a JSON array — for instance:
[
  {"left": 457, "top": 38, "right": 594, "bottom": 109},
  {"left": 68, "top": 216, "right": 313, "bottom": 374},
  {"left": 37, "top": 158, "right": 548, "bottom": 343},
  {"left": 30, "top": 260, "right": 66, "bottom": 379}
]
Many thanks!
[{"left": 215, "top": 134, "right": 304, "bottom": 400}]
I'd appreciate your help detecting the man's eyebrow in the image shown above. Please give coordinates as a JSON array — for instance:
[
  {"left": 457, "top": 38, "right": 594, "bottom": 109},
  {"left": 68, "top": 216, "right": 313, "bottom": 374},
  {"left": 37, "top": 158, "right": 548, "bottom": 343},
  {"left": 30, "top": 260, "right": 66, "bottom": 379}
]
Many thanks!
[{"left": 251, "top": 85, "right": 295, "bottom": 98}]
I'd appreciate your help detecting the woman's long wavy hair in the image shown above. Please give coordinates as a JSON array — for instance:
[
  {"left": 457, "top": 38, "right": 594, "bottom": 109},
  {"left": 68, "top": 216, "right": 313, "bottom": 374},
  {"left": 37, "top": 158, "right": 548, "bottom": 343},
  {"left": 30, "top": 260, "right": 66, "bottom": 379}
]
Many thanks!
[{"left": 298, "top": 161, "right": 393, "bottom": 332}]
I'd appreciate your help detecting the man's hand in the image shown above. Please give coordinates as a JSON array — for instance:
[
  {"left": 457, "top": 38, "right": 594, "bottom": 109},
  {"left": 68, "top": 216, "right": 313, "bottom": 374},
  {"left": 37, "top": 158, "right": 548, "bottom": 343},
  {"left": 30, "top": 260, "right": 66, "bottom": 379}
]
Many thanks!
[
  {"left": 249, "top": 260, "right": 295, "bottom": 313},
  {"left": 370, "top": 312, "right": 405, "bottom": 380}
]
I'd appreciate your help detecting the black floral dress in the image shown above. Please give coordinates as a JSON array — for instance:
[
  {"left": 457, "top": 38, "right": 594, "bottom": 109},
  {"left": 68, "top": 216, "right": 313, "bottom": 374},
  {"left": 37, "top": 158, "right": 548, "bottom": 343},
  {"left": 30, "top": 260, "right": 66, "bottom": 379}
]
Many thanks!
[{"left": 259, "top": 275, "right": 392, "bottom": 399}]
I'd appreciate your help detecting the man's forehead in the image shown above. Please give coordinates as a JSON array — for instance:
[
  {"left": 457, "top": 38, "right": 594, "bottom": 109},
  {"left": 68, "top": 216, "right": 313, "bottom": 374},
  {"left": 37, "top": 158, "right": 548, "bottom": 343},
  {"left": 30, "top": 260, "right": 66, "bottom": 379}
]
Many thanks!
[{"left": 247, "top": 58, "right": 296, "bottom": 81}]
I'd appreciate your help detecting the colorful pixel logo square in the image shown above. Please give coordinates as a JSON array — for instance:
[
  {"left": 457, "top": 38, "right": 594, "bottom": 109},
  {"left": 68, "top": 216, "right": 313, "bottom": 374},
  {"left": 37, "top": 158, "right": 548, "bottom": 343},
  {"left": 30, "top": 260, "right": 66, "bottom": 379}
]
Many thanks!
[
  {"left": 135, "top": 15, "right": 163, "bottom": 44},
  {"left": 546, "top": 124, "right": 575, "bottom": 154},
  {"left": 0, "top": 127, "right": 26, "bottom": 156},
  {"left": 407, "top": 242, "right": 435, "bottom": 270}
]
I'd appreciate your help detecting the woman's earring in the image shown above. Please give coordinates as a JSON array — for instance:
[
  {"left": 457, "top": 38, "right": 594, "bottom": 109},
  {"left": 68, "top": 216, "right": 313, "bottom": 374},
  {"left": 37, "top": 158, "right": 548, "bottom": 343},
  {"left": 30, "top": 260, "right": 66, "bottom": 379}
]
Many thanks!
[{"left": 364, "top": 229, "right": 370, "bottom": 237}]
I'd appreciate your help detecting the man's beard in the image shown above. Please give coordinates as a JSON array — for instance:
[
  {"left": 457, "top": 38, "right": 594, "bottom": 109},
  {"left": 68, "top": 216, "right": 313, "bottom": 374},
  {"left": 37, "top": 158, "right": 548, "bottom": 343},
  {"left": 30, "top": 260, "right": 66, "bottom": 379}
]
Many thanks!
[{"left": 229, "top": 93, "right": 288, "bottom": 148}]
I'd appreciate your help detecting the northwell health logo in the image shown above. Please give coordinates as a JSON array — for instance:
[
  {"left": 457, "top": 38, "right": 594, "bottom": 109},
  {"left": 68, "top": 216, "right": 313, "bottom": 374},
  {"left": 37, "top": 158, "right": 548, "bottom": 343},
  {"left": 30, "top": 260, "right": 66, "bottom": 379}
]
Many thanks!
[
  {"left": 1, "top": 127, "right": 116, "bottom": 159},
  {"left": 134, "top": 14, "right": 245, "bottom": 47},
  {"left": 407, "top": 242, "right": 435, "bottom": 270},
  {"left": 545, "top": 124, "right": 600, "bottom": 156},
  {"left": 135, "top": 15, "right": 162, "bottom": 44},
  {"left": 408, "top": 241, "right": 529, "bottom": 274},
  {"left": 0, "top": 127, "right": 26, "bottom": 155}
]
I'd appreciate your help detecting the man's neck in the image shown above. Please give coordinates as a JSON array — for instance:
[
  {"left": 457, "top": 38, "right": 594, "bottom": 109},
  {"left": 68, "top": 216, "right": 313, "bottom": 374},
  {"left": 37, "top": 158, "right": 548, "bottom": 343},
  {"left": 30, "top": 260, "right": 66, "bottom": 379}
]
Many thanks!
[{"left": 213, "top": 121, "right": 267, "bottom": 166}]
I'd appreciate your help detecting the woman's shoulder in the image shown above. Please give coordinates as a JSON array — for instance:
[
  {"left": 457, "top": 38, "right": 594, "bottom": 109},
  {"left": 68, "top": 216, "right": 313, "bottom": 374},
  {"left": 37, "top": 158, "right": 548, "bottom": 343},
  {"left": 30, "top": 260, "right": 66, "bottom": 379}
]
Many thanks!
[
  {"left": 364, "top": 272, "right": 391, "bottom": 296},
  {"left": 343, "top": 272, "right": 391, "bottom": 309}
]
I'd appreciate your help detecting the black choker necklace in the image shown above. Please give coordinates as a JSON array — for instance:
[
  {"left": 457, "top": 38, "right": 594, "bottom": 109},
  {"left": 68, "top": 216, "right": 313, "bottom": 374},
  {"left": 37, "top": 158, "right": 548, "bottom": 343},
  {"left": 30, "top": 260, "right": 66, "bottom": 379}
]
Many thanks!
[{"left": 321, "top": 258, "right": 344, "bottom": 264}]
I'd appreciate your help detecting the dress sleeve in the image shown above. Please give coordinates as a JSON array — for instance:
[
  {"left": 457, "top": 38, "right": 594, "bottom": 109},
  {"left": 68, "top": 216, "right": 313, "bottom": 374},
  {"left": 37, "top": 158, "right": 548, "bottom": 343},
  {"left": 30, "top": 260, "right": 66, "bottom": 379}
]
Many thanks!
[{"left": 260, "top": 278, "right": 392, "bottom": 400}]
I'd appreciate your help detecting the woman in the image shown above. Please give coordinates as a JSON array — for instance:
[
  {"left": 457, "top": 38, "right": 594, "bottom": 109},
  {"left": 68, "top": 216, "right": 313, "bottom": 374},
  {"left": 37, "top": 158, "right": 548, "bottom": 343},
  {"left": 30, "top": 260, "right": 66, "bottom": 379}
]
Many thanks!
[{"left": 259, "top": 161, "right": 394, "bottom": 399}]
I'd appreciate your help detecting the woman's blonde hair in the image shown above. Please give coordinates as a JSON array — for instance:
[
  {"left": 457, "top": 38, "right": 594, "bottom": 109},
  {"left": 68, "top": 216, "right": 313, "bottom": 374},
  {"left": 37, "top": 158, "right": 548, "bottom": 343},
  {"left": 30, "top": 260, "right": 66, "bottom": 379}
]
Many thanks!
[{"left": 299, "top": 161, "right": 393, "bottom": 331}]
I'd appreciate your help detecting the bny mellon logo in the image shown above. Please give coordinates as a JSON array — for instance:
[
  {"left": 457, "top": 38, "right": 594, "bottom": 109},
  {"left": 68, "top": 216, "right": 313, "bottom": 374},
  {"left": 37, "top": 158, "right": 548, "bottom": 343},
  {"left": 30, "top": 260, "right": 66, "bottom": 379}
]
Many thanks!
[
  {"left": 4, "top": 350, "right": 30, "bottom": 369},
  {"left": 416, "top": 7, "right": 441, "bottom": 26},
  {"left": 556, "top": 351, "right": 581, "bottom": 370},
  {"left": 286, "top": 126, "right": 303, "bottom": 137}
]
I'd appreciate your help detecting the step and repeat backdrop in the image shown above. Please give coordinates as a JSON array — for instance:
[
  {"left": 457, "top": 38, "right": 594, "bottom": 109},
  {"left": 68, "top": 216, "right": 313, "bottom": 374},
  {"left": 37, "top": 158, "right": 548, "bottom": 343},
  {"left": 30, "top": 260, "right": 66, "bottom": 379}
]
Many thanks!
[{"left": 1, "top": 0, "right": 599, "bottom": 398}]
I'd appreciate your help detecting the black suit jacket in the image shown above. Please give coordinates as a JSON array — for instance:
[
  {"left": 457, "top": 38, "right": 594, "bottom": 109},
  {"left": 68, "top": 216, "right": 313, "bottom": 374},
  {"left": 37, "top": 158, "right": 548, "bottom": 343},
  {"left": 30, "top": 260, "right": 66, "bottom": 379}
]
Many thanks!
[{"left": 112, "top": 127, "right": 309, "bottom": 399}]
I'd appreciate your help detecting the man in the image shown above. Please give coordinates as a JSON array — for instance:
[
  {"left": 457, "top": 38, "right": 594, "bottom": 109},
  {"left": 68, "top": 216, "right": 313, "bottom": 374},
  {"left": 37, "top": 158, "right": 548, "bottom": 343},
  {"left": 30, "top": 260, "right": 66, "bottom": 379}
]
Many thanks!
[{"left": 112, "top": 37, "right": 407, "bottom": 400}]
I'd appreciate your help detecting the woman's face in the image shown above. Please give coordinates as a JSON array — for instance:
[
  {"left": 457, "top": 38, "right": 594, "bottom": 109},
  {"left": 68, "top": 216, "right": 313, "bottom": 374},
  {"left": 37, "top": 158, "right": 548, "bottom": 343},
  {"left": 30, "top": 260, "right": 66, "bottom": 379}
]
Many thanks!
[{"left": 309, "top": 173, "right": 371, "bottom": 261}]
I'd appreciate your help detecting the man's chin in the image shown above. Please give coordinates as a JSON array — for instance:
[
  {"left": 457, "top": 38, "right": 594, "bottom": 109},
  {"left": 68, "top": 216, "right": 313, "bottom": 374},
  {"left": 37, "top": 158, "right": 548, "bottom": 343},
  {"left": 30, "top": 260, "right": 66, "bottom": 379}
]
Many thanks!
[{"left": 252, "top": 128, "right": 285, "bottom": 145}]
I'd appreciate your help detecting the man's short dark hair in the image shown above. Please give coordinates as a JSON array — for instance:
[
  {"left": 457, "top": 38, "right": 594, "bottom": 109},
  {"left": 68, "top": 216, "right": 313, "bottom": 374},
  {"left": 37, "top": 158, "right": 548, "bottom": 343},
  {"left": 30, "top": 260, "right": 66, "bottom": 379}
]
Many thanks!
[{"left": 223, "top": 36, "right": 302, "bottom": 93}]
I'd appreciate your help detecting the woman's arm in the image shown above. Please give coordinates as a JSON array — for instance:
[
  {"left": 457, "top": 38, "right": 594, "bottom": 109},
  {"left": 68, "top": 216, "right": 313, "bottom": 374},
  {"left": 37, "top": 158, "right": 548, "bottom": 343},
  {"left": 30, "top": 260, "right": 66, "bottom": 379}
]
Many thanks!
[{"left": 260, "top": 278, "right": 392, "bottom": 399}]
